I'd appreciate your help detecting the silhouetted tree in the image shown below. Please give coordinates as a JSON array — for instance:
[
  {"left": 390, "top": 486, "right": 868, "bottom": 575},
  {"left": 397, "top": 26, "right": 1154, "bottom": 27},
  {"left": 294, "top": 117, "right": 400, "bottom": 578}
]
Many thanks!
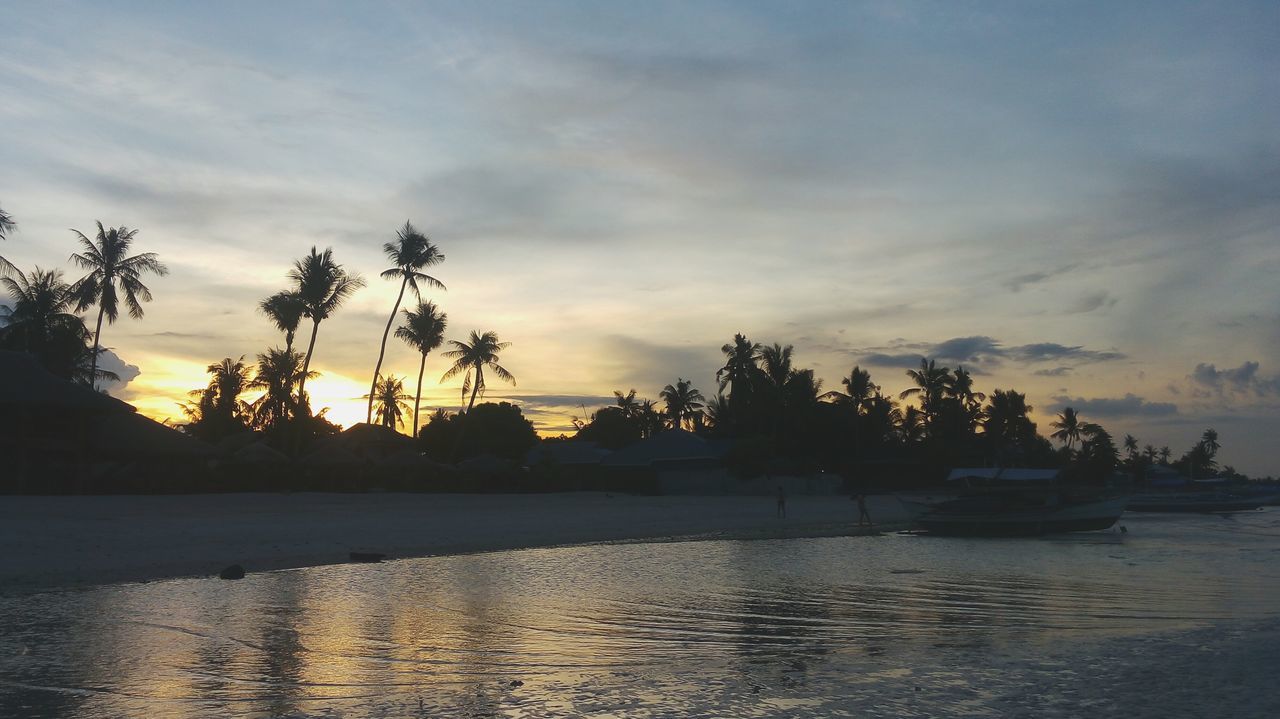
[
  {"left": 287, "top": 246, "right": 364, "bottom": 406},
  {"left": 1050, "top": 407, "right": 1082, "bottom": 451},
  {"left": 419, "top": 402, "right": 537, "bottom": 462},
  {"left": 68, "top": 222, "right": 168, "bottom": 388},
  {"left": 0, "top": 203, "right": 16, "bottom": 276},
  {"left": 660, "top": 378, "right": 705, "bottom": 430},
  {"left": 369, "top": 375, "right": 412, "bottom": 430},
  {"left": 0, "top": 267, "right": 112, "bottom": 383},
  {"left": 248, "top": 348, "right": 314, "bottom": 430},
  {"left": 183, "top": 357, "right": 252, "bottom": 440},
  {"left": 259, "top": 291, "right": 306, "bottom": 353},
  {"left": 441, "top": 330, "right": 515, "bottom": 415},
  {"left": 394, "top": 300, "right": 447, "bottom": 436},
  {"left": 366, "top": 222, "right": 445, "bottom": 423},
  {"left": 899, "top": 358, "right": 950, "bottom": 434}
]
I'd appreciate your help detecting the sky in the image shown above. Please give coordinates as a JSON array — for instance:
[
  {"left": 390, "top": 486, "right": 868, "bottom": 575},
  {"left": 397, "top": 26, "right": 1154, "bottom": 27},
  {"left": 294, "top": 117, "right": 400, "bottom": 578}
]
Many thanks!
[{"left": 1, "top": 1, "right": 1278, "bottom": 475}]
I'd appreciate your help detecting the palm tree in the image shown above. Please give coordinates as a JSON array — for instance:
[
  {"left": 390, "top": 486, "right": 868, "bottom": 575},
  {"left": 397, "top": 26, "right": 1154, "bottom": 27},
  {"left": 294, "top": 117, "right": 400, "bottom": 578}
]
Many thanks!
[
  {"left": 0, "top": 203, "right": 16, "bottom": 276},
  {"left": 258, "top": 291, "right": 306, "bottom": 353},
  {"left": 1123, "top": 434, "right": 1139, "bottom": 461},
  {"left": 368, "top": 375, "right": 413, "bottom": 430},
  {"left": 440, "top": 330, "right": 515, "bottom": 415},
  {"left": 0, "top": 267, "right": 103, "bottom": 381},
  {"left": 703, "top": 393, "right": 731, "bottom": 430},
  {"left": 248, "top": 348, "right": 315, "bottom": 429},
  {"left": 1050, "top": 407, "right": 1082, "bottom": 450},
  {"left": 614, "top": 389, "right": 639, "bottom": 416},
  {"left": 899, "top": 358, "right": 951, "bottom": 432},
  {"left": 833, "top": 366, "right": 877, "bottom": 412},
  {"left": 394, "top": 300, "right": 447, "bottom": 436},
  {"left": 660, "top": 378, "right": 705, "bottom": 430},
  {"left": 1200, "top": 428, "right": 1220, "bottom": 459},
  {"left": 205, "top": 356, "right": 252, "bottom": 419},
  {"left": 1143, "top": 444, "right": 1158, "bottom": 463},
  {"left": 288, "top": 246, "right": 365, "bottom": 407},
  {"left": 1159, "top": 446, "right": 1172, "bottom": 465},
  {"left": 67, "top": 222, "right": 169, "bottom": 388},
  {"left": 638, "top": 399, "right": 664, "bottom": 438},
  {"left": 717, "top": 333, "right": 761, "bottom": 398},
  {"left": 366, "top": 222, "right": 446, "bottom": 423}
]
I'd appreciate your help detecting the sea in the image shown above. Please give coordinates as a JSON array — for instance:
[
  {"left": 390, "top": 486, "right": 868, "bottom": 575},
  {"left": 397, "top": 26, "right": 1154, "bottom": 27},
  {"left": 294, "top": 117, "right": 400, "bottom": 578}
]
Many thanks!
[{"left": 3, "top": 511, "right": 1280, "bottom": 718}]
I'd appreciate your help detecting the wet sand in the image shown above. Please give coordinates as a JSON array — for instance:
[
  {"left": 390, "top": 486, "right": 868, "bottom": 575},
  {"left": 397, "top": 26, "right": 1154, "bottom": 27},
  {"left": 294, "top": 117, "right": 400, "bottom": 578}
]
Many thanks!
[{"left": 0, "top": 493, "right": 909, "bottom": 592}]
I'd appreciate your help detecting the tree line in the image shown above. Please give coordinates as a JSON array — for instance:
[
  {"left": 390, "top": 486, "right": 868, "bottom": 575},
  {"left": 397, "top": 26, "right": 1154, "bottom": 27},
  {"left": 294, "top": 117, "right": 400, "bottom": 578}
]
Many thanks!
[
  {"left": 571, "top": 333, "right": 1231, "bottom": 483},
  {"left": 1, "top": 203, "right": 515, "bottom": 455}
]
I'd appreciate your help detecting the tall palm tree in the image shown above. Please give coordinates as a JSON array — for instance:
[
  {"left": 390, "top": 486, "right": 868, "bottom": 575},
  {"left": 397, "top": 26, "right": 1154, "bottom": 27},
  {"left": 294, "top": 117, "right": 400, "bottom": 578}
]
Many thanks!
[
  {"left": 393, "top": 300, "right": 447, "bottom": 436},
  {"left": 248, "top": 348, "right": 315, "bottom": 430},
  {"left": 1050, "top": 407, "right": 1082, "bottom": 450},
  {"left": 1158, "top": 446, "right": 1172, "bottom": 465},
  {"left": 0, "top": 203, "right": 16, "bottom": 276},
  {"left": 366, "top": 222, "right": 446, "bottom": 423},
  {"left": 368, "top": 375, "right": 413, "bottom": 430},
  {"left": 638, "top": 399, "right": 664, "bottom": 438},
  {"left": 258, "top": 291, "right": 306, "bottom": 353},
  {"left": 660, "top": 378, "right": 705, "bottom": 430},
  {"left": 440, "top": 330, "right": 515, "bottom": 415},
  {"left": 67, "top": 222, "right": 168, "bottom": 388},
  {"left": 288, "top": 246, "right": 365, "bottom": 407},
  {"left": 717, "top": 333, "right": 761, "bottom": 398}
]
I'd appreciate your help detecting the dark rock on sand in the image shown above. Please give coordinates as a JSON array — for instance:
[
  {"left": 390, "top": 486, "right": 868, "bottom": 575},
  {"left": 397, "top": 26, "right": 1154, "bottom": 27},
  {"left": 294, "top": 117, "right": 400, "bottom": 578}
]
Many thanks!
[{"left": 219, "top": 564, "right": 246, "bottom": 580}]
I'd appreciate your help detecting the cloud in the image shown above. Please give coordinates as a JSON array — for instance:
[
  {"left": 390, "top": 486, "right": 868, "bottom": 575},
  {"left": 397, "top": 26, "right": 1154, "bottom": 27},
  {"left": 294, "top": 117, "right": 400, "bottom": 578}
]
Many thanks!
[
  {"left": 1003, "top": 263, "right": 1080, "bottom": 292},
  {"left": 855, "top": 336, "right": 1125, "bottom": 368},
  {"left": 97, "top": 349, "right": 141, "bottom": 395},
  {"left": 1190, "top": 361, "right": 1280, "bottom": 398},
  {"left": 1034, "top": 367, "right": 1073, "bottom": 377},
  {"left": 1009, "top": 343, "right": 1125, "bottom": 363},
  {"left": 1068, "top": 291, "right": 1117, "bottom": 314},
  {"left": 1050, "top": 393, "right": 1178, "bottom": 418}
]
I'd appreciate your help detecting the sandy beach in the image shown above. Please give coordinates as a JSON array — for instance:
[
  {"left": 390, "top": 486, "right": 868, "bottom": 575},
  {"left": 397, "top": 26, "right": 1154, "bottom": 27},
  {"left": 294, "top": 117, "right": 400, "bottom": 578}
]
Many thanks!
[{"left": 0, "top": 492, "right": 909, "bottom": 592}]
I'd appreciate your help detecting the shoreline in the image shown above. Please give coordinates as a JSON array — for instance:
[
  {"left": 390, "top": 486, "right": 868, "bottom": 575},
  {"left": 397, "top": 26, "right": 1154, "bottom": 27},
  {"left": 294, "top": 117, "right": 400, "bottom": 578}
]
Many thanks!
[{"left": 0, "top": 492, "right": 911, "bottom": 594}]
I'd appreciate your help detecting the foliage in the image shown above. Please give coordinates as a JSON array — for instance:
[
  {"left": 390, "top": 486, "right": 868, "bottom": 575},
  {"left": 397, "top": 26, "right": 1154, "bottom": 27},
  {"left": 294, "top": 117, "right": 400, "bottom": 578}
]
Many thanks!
[{"left": 418, "top": 402, "right": 537, "bottom": 461}]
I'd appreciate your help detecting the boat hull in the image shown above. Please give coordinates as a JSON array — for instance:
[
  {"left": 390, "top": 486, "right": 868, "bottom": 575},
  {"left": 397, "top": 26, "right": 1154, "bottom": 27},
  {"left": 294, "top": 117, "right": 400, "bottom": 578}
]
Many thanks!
[
  {"left": 1126, "top": 495, "right": 1262, "bottom": 513},
  {"left": 917, "top": 497, "right": 1127, "bottom": 537}
]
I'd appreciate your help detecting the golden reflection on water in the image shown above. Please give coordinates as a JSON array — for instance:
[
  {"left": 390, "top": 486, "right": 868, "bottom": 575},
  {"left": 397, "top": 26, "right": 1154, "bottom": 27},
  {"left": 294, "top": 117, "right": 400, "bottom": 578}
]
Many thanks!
[{"left": 3, "top": 511, "right": 1280, "bottom": 717}]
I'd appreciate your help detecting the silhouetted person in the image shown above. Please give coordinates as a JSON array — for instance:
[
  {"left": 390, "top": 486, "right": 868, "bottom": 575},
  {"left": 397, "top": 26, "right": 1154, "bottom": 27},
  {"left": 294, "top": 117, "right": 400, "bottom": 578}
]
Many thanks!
[
  {"left": 776, "top": 486, "right": 786, "bottom": 518},
  {"left": 856, "top": 493, "right": 873, "bottom": 527}
]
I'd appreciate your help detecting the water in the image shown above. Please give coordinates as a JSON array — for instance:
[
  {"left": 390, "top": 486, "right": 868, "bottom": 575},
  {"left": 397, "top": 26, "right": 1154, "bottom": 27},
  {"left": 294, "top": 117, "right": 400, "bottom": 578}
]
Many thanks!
[{"left": 3, "top": 511, "right": 1280, "bottom": 717}]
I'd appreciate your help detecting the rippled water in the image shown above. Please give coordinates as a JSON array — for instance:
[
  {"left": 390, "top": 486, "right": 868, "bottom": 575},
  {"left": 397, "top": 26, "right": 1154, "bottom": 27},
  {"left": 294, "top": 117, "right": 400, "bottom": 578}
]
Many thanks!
[{"left": 3, "top": 511, "right": 1280, "bottom": 717}]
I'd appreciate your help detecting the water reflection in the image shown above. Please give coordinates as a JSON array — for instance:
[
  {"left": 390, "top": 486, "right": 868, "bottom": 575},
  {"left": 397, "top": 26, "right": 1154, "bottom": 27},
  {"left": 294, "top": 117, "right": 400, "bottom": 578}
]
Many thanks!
[{"left": 2, "top": 511, "right": 1279, "bottom": 717}]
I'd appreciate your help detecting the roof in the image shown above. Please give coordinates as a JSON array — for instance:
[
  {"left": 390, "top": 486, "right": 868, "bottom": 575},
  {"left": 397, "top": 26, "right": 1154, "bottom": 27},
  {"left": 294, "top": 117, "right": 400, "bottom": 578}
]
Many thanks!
[
  {"left": 0, "top": 350, "right": 120, "bottom": 411},
  {"left": 87, "top": 410, "right": 213, "bottom": 458},
  {"left": 231, "top": 442, "right": 290, "bottom": 464},
  {"left": 526, "top": 441, "right": 611, "bottom": 466},
  {"left": 946, "top": 467, "right": 1060, "bottom": 482},
  {"left": 601, "top": 430, "right": 730, "bottom": 468}
]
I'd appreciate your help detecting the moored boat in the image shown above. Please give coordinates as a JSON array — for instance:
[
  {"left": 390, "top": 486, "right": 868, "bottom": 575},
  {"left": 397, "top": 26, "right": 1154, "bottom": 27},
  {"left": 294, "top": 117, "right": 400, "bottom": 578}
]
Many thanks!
[
  {"left": 1125, "top": 492, "right": 1262, "bottom": 513},
  {"left": 916, "top": 493, "right": 1128, "bottom": 537}
]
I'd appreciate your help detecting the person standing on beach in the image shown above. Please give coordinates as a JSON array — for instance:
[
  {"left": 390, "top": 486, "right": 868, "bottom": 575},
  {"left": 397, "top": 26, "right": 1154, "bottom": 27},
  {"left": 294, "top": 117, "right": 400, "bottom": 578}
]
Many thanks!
[
  {"left": 776, "top": 486, "right": 787, "bottom": 519},
  {"left": 855, "top": 493, "right": 873, "bottom": 527}
]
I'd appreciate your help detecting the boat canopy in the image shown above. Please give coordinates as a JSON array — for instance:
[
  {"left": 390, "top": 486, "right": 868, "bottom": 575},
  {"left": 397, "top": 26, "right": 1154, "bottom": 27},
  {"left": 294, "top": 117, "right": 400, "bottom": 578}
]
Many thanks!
[{"left": 946, "top": 468, "right": 1059, "bottom": 483}]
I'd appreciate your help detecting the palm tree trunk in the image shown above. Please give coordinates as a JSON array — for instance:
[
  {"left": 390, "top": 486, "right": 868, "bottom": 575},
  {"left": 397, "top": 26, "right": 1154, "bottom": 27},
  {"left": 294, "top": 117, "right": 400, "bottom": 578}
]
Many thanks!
[
  {"left": 367, "top": 277, "right": 409, "bottom": 423},
  {"left": 89, "top": 303, "right": 106, "bottom": 389},
  {"left": 412, "top": 352, "right": 426, "bottom": 437},
  {"left": 451, "top": 365, "right": 483, "bottom": 461},
  {"left": 298, "top": 319, "right": 320, "bottom": 414}
]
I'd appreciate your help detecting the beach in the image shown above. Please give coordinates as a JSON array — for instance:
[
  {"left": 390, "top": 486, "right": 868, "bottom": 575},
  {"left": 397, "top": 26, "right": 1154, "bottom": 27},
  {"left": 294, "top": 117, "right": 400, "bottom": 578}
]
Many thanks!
[{"left": 0, "top": 492, "right": 909, "bottom": 592}]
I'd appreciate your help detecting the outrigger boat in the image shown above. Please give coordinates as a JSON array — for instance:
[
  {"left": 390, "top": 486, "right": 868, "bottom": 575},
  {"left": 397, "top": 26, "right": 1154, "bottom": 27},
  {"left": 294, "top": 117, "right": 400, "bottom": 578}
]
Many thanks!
[
  {"left": 1125, "top": 492, "right": 1262, "bottom": 513},
  {"left": 898, "top": 467, "right": 1127, "bottom": 537},
  {"left": 915, "top": 493, "right": 1128, "bottom": 536}
]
